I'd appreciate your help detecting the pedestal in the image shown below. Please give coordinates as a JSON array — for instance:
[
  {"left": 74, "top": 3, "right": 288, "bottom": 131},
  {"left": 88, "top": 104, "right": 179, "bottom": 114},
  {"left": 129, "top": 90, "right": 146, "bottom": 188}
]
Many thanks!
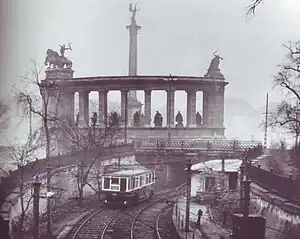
[{"left": 45, "top": 67, "right": 74, "bottom": 80}]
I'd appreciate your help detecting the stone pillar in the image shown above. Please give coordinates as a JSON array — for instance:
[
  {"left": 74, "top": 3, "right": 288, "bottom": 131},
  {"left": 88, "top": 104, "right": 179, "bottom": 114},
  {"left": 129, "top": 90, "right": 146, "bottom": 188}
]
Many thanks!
[
  {"left": 58, "top": 91, "right": 74, "bottom": 122},
  {"left": 98, "top": 90, "right": 108, "bottom": 127},
  {"left": 186, "top": 92, "right": 191, "bottom": 127},
  {"left": 213, "top": 84, "right": 225, "bottom": 127},
  {"left": 203, "top": 85, "right": 225, "bottom": 127},
  {"left": 121, "top": 90, "right": 129, "bottom": 126},
  {"left": 202, "top": 91, "right": 212, "bottom": 126},
  {"left": 166, "top": 89, "right": 175, "bottom": 126},
  {"left": 144, "top": 90, "right": 152, "bottom": 126},
  {"left": 186, "top": 90, "right": 196, "bottom": 127},
  {"left": 78, "top": 91, "right": 89, "bottom": 126}
]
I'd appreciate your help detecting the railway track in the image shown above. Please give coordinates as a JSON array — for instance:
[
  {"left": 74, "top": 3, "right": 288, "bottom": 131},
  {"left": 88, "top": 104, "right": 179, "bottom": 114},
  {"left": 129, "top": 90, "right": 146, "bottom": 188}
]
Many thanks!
[
  {"left": 156, "top": 204, "right": 181, "bottom": 239},
  {"left": 65, "top": 185, "right": 186, "bottom": 239},
  {"left": 64, "top": 207, "right": 119, "bottom": 239}
]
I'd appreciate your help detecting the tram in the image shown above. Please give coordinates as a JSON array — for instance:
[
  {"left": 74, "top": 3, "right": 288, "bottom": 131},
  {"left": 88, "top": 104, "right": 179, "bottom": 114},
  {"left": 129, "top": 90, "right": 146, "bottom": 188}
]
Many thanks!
[{"left": 101, "top": 165, "right": 155, "bottom": 207}]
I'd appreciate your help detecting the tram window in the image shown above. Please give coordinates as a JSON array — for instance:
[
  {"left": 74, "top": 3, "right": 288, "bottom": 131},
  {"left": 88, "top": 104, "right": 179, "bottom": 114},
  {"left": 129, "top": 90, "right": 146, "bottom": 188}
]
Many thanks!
[
  {"left": 149, "top": 173, "right": 152, "bottom": 183},
  {"left": 103, "top": 178, "right": 110, "bottom": 189},
  {"left": 146, "top": 174, "right": 149, "bottom": 184},
  {"left": 111, "top": 177, "right": 119, "bottom": 185},
  {"left": 140, "top": 175, "right": 144, "bottom": 186},
  {"left": 132, "top": 177, "right": 135, "bottom": 188},
  {"left": 128, "top": 178, "right": 131, "bottom": 190},
  {"left": 135, "top": 177, "right": 139, "bottom": 188},
  {"left": 120, "top": 178, "right": 127, "bottom": 192}
]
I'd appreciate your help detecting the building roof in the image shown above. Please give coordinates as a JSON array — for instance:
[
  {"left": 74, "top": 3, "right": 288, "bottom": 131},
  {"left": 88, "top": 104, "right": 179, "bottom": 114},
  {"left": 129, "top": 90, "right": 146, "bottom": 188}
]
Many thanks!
[{"left": 191, "top": 159, "right": 242, "bottom": 172}]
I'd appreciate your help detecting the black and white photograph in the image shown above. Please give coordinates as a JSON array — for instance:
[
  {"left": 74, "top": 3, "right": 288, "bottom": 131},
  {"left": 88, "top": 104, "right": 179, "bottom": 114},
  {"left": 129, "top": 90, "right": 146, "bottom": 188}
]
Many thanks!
[{"left": 0, "top": 0, "right": 300, "bottom": 238}]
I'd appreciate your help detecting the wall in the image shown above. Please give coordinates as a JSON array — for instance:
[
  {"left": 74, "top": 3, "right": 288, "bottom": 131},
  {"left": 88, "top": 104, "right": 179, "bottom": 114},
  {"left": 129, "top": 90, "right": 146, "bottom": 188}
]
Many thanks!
[{"left": 251, "top": 192, "right": 300, "bottom": 238}]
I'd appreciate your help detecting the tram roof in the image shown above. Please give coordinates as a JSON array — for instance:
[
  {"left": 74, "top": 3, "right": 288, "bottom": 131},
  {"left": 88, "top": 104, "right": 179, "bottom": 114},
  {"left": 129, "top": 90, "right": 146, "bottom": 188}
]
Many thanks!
[{"left": 104, "top": 166, "right": 153, "bottom": 177}]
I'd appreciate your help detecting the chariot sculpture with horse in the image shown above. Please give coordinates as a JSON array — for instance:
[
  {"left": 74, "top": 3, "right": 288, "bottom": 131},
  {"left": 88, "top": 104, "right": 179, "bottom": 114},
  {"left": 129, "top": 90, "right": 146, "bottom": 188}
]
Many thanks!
[{"left": 45, "top": 43, "right": 73, "bottom": 69}]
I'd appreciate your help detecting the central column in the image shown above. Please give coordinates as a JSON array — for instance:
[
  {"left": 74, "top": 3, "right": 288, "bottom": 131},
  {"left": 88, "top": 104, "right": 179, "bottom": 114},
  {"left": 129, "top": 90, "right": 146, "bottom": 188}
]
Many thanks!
[
  {"left": 121, "top": 90, "right": 129, "bottom": 127},
  {"left": 126, "top": 4, "right": 143, "bottom": 126},
  {"left": 78, "top": 91, "right": 89, "bottom": 126},
  {"left": 166, "top": 89, "right": 175, "bottom": 126}
]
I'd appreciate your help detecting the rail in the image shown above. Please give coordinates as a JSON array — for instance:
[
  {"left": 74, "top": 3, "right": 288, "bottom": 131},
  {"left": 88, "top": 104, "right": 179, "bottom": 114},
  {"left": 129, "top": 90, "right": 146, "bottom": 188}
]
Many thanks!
[{"left": 132, "top": 139, "right": 263, "bottom": 152}]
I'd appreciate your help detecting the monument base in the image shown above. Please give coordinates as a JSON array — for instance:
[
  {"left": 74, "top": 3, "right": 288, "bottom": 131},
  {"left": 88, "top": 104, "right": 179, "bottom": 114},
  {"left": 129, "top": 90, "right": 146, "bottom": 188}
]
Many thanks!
[{"left": 45, "top": 67, "right": 74, "bottom": 80}]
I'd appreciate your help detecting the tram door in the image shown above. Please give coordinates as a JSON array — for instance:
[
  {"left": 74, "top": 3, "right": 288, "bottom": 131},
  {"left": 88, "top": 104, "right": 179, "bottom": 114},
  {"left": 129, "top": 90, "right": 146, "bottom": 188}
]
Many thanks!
[{"left": 120, "top": 178, "right": 127, "bottom": 192}]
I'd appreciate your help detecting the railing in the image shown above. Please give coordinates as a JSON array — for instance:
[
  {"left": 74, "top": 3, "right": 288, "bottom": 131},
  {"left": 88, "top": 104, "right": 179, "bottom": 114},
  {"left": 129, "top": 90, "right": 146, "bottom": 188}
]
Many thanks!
[
  {"left": 0, "top": 143, "right": 134, "bottom": 206},
  {"left": 132, "top": 139, "right": 263, "bottom": 152}
]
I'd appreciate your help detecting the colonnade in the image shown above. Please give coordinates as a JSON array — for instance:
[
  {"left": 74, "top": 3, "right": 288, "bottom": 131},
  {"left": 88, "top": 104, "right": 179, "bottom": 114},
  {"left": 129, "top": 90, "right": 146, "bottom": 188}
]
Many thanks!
[{"left": 56, "top": 88, "right": 224, "bottom": 128}]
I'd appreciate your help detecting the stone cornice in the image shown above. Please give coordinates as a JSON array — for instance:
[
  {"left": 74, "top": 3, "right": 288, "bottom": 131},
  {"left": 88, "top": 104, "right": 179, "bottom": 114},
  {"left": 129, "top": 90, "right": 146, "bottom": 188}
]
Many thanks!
[{"left": 42, "top": 75, "right": 228, "bottom": 92}]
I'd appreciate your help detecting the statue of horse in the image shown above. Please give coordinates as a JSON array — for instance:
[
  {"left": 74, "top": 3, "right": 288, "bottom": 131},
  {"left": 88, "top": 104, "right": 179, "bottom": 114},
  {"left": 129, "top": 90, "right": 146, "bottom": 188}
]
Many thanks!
[
  {"left": 44, "top": 49, "right": 72, "bottom": 69},
  {"left": 45, "top": 49, "right": 60, "bottom": 68}
]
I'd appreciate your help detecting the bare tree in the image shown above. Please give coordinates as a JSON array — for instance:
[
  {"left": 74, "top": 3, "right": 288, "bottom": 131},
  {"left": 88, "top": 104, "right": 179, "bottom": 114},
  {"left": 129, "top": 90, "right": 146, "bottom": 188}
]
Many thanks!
[
  {"left": 0, "top": 99, "right": 9, "bottom": 135},
  {"left": 266, "top": 42, "right": 300, "bottom": 147},
  {"left": 247, "top": 0, "right": 264, "bottom": 16},
  {"left": 8, "top": 128, "right": 43, "bottom": 238},
  {"left": 57, "top": 114, "right": 120, "bottom": 206},
  {"left": 14, "top": 59, "right": 62, "bottom": 237}
]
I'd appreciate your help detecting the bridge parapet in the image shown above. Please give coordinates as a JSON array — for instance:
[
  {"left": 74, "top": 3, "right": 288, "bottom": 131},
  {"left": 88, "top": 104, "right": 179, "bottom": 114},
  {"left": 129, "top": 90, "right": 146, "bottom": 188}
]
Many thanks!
[
  {"left": 132, "top": 139, "right": 262, "bottom": 153},
  {"left": 0, "top": 143, "right": 134, "bottom": 206}
]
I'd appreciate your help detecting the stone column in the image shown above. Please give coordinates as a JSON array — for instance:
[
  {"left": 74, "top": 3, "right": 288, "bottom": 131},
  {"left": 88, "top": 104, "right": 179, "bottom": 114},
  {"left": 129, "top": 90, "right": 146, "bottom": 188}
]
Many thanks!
[
  {"left": 186, "top": 92, "right": 191, "bottom": 127},
  {"left": 202, "top": 91, "right": 212, "bottom": 126},
  {"left": 78, "top": 91, "right": 90, "bottom": 126},
  {"left": 144, "top": 90, "right": 152, "bottom": 126},
  {"left": 56, "top": 91, "right": 74, "bottom": 122},
  {"left": 166, "top": 89, "right": 175, "bottom": 126},
  {"left": 213, "top": 84, "right": 225, "bottom": 127},
  {"left": 121, "top": 90, "right": 129, "bottom": 127},
  {"left": 98, "top": 90, "right": 108, "bottom": 127},
  {"left": 186, "top": 90, "right": 197, "bottom": 127}
]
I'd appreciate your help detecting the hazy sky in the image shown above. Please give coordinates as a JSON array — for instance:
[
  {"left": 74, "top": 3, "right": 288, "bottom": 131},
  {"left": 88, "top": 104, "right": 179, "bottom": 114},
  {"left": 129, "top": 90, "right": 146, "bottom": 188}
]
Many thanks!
[
  {"left": 1, "top": 0, "right": 300, "bottom": 143},
  {"left": 2, "top": 0, "right": 299, "bottom": 105}
]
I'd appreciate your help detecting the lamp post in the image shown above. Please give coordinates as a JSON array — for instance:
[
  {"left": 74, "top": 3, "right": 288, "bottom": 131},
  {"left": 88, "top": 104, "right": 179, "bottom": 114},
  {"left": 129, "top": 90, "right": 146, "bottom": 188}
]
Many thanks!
[{"left": 163, "top": 74, "right": 177, "bottom": 143}]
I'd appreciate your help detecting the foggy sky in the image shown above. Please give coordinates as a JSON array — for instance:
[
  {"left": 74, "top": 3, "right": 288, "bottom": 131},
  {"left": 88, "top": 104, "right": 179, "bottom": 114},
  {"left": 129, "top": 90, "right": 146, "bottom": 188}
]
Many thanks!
[{"left": 2, "top": 0, "right": 300, "bottom": 144}]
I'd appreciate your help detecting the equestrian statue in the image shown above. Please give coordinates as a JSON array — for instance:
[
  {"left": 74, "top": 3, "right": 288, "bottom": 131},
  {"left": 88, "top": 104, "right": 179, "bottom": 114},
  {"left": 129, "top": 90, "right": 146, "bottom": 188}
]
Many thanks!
[{"left": 44, "top": 43, "right": 73, "bottom": 69}]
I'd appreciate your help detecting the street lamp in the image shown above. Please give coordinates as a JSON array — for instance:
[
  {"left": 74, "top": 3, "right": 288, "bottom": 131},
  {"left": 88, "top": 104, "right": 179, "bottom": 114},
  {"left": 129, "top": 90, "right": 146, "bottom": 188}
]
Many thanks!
[{"left": 163, "top": 74, "right": 177, "bottom": 143}]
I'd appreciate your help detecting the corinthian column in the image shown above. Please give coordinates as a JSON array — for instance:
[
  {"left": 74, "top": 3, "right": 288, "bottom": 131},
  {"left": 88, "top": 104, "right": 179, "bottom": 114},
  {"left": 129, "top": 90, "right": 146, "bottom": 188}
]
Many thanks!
[
  {"left": 78, "top": 91, "right": 89, "bottom": 126},
  {"left": 186, "top": 90, "right": 196, "bottom": 127},
  {"left": 144, "top": 90, "right": 152, "bottom": 126},
  {"left": 166, "top": 89, "right": 175, "bottom": 126},
  {"left": 98, "top": 90, "right": 108, "bottom": 127}
]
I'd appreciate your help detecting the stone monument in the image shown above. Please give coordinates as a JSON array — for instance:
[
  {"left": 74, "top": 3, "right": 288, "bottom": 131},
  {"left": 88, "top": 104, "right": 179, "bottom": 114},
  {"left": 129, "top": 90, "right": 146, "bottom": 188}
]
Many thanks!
[
  {"left": 44, "top": 43, "right": 74, "bottom": 80},
  {"left": 204, "top": 50, "right": 224, "bottom": 78},
  {"left": 126, "top": 3, "right": 143, "bottom": 126}
]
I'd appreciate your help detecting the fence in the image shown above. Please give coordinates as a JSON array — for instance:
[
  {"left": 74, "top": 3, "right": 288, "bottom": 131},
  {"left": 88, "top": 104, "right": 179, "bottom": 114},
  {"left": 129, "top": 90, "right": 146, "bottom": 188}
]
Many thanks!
[{"left": 132, "top": 139, "right": 263, "bottom": 152}]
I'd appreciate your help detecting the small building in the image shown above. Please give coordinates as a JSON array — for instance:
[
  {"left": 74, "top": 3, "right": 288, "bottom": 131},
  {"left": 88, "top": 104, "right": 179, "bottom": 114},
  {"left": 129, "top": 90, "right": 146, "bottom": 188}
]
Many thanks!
[{"left": 191, "top": 159, "right": 242, "bottom": 202}]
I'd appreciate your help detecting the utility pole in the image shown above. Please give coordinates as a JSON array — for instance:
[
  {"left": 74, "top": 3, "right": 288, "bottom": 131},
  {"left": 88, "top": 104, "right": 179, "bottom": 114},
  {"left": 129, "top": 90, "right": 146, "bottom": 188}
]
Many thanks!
[
  {"left": 46, "top": 166, "right": 52, "bottom": 237},
  {"left": 221, "top": 157, "right": 225, "bottom": 190},
  {"left": 239, "top": 165, "right": 245, "bottom": 212},
  {"left": 263, "top": 93, "right": 269, "bottom": 152},
  {"left": 32, "top": 177, "right": 41, "bottom": 239},
  {"left": 242, "top": 180, "right": 251, "bottom": 239},
  {"left": 185, "top": 159, "right": 192, "bottom": 237},
  {"left": 125, "top": 91, "right": 128, "bottom": 144}
]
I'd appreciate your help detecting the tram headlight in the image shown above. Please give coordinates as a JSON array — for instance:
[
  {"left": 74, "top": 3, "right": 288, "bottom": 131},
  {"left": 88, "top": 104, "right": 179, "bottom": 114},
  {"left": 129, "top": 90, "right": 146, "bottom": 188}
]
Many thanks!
[
  {"left": 123, "top": 201, "right": 127, "bottom": 205},
  {"left": 105, "top": 200, "right": 108, "bottom": 203}
]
